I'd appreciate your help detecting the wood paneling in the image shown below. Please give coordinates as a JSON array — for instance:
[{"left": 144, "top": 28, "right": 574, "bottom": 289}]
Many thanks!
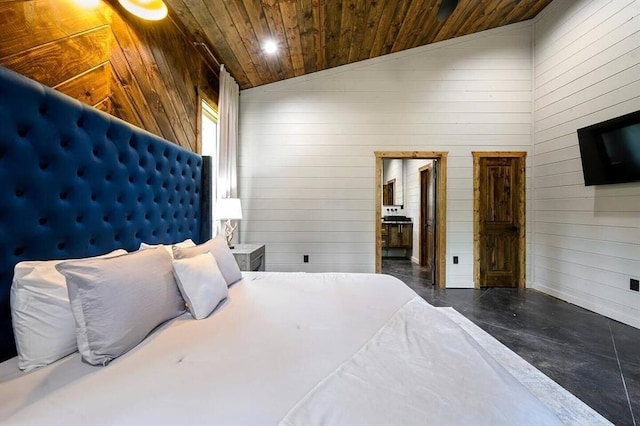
[
  {"left": 532, "top": 0, "right": 640, "bottom": 328},
  {"left": 1, "top": 26, "right": 111, "bottom": 88},
  {"left": 0, "top": 0, "right": 219, "bottom": 152},
  {"left": 165, "top": 0, "right": 552, "bottom": 89},
  {"left": 0, "top": 0, "right": 109, "bottom": 58},
  {"left": 55, "top": 63, "right": 111, "bottom": 106}
]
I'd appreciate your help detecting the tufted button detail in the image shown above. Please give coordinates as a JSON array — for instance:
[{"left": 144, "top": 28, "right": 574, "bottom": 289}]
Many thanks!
[
  {"left": 76, "top": 216, "right": 83, "bottom": 223},
  {"left": 114, "top": 234, "right": 120, "bottom": 242},
  {"left": 17, "top": 126, "right": 29, "bottom": 137},
  {"left": 126, "top": 214, "right": 132, "bottom": 221},
  {"left": 117, "top": 194, "right": 123, "bottom": 203},
  {"left": 39, "top": 217, "right": 48, "bottom": 225},
  {"left": 57, "top": 242, "right": 65, "bottom": 250},
  {"left": 91, "top": 193, "right": 97, "bottom": 201},
  {"left": 59, "top": 192, "right": 68, "bottom": 200},
  {"left": 129, "top": 176, "right": 134, "bottom": 183},
  {"left": 106, "top": 174, "right": 112, "bottom": 182},
  {"left": 93, "top": 147, "right": 100, "bottom": 157},
  {"left": 103, "top": 215, "right": 109, "bottom": 222},
  {"left": 39, "top": 105, "right": 47, "bottom": 115},
  {"left": 89, "top": 238, "right": 96, "bottom": 245},
  {"left": 77, "top": 118, "right": 84, "bottom": 128},
  {"left": 77, "top": 168, "right": 85, "bottom": 177},
  {"left": 39, "top": 161, "right": 49, "bottom": 170},
  {"left": 14, "top": 247, "right": 24, "bottom": 256},
  {"left": 129, "top": 137, "right": 136, "bottom": 148},
  {"left": 16, "top": 188, "right": 25, "bottom": 197}
]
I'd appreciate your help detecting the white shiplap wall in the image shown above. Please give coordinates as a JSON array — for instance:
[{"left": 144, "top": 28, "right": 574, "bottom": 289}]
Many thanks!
[
  {"left": 239, "top": 22, "right": 534, "bottom": 286},
  {"left": 532, "top": 0, "right": 640, "bottom": 327}
]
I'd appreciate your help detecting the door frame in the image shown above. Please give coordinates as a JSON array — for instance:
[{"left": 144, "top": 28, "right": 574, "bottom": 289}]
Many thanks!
[
  {"left": 472, "top": 151, "right": 526, "bottom": 289},
  {"left": 375, "top": 151, "right": 448, "bottom": 288}
]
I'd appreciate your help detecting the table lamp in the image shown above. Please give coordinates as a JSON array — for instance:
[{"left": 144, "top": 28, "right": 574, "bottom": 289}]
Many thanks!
[{"left": 215, "top": 198, "right": 242, "bottom": 248}]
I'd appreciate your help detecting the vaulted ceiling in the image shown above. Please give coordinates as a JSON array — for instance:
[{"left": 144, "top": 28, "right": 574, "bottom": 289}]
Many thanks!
[{"left": 166, "top": 0, "right": 553, "bottom": 90}]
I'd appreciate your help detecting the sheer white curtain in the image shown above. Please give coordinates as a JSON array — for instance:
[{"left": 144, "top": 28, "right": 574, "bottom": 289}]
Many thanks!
[
  {"left": 217, "top": 64, "right": 239, "bottom": 199},
  {"left": 216, "top": 65, "right": 240, "bottom": 237}
]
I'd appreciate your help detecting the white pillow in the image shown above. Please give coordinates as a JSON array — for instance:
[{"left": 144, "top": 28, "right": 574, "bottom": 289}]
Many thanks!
[
  {"left": 139, "top": 238, "right": 195, "bottom": 257},
  {"left": 172, "top": 236, "right": 242, "bottom": 286},
  {"left": 57, "top": 247, "right": 185, "bottom": 366},
  {"left": 172, "top": 253, "right": 228, "bottom": 320},
  {"left": 10, "top": 249, "right": 127, "bottom": 371}
]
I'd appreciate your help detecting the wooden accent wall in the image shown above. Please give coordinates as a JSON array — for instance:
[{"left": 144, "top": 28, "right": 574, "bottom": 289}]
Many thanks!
[{"left": 0, "top": 0, "right": 219, "bottom": 152}]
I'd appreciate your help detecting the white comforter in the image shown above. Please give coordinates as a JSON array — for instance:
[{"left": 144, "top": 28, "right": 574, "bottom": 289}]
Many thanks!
[{"left": 1, "top": 272, "right": 563, "bottom": 424}]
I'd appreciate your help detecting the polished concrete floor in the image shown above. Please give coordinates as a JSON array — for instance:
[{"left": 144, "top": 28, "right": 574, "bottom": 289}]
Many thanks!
[{"left": 382, "top": 258, "right": 639, "bottom": 426}]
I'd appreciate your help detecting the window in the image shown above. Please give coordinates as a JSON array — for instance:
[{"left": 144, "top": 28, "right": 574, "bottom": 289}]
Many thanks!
[{"left": 201, "top": 99, "right": 218, "bottom": 233}]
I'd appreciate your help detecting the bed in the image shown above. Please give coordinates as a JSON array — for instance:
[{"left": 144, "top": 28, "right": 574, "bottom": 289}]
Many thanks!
[{"left": 0, "top": 65, "right": 609, "bottom": 425}]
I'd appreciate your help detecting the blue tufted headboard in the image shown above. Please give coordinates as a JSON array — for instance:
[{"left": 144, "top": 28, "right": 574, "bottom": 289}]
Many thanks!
[{"left": 0, "top": 66, "right": 211, "bottom": 362}]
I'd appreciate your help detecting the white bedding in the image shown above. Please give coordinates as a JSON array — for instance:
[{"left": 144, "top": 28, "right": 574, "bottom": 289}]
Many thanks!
[{"left": 0, "top": 272, "right": 591, "bottom": 424}]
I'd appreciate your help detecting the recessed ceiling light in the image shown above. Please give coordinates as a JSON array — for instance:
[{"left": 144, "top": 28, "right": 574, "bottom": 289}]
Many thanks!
[{"left": 263, "top": 40, "right": 278, "bottom": 54}]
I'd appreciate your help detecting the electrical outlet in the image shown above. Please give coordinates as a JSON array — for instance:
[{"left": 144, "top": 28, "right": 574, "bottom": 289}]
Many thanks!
[
  {"left": 631, "top": 278, "right": 639, "bottom": 292},
  {"left": 303, "top": 255, "right": 309, "bottom": 263},
  {"left": 453, "top": 256, "right": 459, "bottom": 264}
]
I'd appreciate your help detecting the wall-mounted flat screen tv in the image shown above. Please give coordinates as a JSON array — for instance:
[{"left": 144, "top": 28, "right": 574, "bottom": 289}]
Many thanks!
[{"left": 577, "top": 110, "right": 640, "bottom": 186}]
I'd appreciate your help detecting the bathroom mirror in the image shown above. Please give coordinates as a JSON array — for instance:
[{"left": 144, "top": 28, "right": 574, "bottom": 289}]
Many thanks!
[{"left": 382, "top": 158, "right": 405, "bottom": 206}]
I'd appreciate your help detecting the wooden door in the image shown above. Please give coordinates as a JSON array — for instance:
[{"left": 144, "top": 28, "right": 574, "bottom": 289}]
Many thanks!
[
  {"left": 475, "top": 155, "right": 525, "bottom": 288},
  {"left": 420, "top": 166, "right": 435, "bottom": 279}
]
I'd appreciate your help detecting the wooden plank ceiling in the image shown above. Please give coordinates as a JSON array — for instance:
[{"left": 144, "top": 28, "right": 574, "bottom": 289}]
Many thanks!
[{"left": 166, "top": 0, "right": 553, "bottom": 90}]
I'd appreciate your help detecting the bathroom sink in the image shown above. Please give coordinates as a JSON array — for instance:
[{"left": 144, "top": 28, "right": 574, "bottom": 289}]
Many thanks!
[{"left": 383, "top": 215, "right": 411, "bottom": 222}]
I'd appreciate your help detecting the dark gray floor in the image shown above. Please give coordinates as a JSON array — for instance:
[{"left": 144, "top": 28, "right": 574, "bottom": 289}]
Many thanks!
[{"left": 382, "top": 258, "right": 639, "bottom": 426}]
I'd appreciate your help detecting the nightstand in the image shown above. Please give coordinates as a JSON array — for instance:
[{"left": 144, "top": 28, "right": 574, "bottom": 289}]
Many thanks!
[{"left": 230, "top": 244, "right": 265, "bottom": 271}]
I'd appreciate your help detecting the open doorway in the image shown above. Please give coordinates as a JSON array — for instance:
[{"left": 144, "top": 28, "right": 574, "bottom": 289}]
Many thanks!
[{"left": 375, "top": 152, "right": 448, "bottom": 288}]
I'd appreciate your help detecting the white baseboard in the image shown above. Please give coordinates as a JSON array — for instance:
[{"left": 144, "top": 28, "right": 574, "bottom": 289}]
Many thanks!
[{"left": 531, "top": 282, "right": 640, "bottom": 329}]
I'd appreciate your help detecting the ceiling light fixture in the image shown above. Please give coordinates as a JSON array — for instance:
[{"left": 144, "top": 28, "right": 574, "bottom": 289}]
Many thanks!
[
  {"left": 437, "top": 0, "right": 458, "bottom": 22},
  {"left": 263, "top": 40, "right": 278, "bottom": 54},
  {"left": 118, "top": 0, "right": 168, "bottom": 21}
]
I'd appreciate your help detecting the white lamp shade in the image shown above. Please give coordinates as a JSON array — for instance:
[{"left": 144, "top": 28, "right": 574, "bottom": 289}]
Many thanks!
[{"left": 215, "top": 198, "right": 243, "bottom": 220}]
